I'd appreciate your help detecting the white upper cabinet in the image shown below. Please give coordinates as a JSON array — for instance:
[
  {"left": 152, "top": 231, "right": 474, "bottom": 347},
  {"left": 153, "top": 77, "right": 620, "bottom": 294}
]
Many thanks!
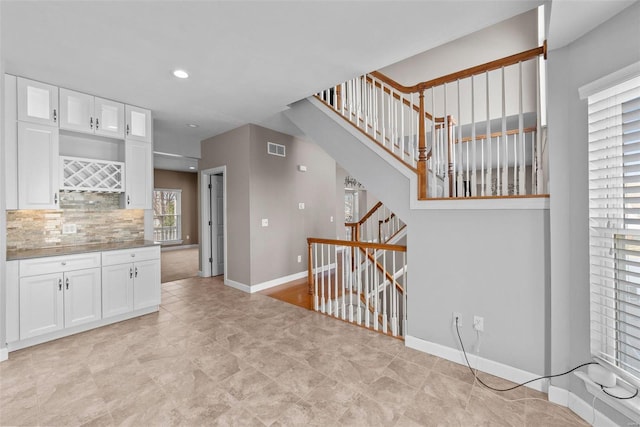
[
  {"left": 18, "top": 122, "right": 60, "bottom": 209},
  {"left": 60, "top": 89, "right": 125, "bottom": 139},
  {"left": 95, "top": 97, "right": 125, "bottom": 138},
  {"left": 125, "top": 105, "right": 152, "bottom": 143},
  {"left": 59, "top": 89, "right": 92, "bottom": 133},
  {"left": 125, "top": 139, "right": 153, "bottom": 209},
  {"left": 17, "top": 77, "right": 59, "bottom": 126}
]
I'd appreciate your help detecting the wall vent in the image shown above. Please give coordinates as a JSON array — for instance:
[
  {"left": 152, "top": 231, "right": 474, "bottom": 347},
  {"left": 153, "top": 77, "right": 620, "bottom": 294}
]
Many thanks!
[{"left": 267, "top": 142, "right": 286, "bottom": 157}]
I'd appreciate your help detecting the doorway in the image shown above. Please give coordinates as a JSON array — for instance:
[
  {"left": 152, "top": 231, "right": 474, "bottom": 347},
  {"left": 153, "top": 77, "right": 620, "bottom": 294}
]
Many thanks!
[{"left": 200, "top": 167, "right": 227, "bottom": 278}]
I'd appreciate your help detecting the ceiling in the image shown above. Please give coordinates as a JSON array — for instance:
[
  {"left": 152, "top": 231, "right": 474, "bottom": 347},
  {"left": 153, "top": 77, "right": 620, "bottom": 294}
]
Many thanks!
[{"left": 2, "top": 1, "right": 633, "bottom": 172}]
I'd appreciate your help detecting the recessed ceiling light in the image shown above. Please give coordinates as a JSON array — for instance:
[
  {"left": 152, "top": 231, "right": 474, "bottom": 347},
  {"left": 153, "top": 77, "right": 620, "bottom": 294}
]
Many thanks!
[
  {"left": 173, "top": 69, "right": 189, "bottom": 79},
  {"left": 186, "top": 123, "right": 199, "bottom": 128}
]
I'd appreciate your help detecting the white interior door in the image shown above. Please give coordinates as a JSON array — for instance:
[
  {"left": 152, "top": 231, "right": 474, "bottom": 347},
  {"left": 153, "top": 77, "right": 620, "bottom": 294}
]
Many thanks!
[{"left": 210, "top": 174, "right": 224, "bottom": 276}]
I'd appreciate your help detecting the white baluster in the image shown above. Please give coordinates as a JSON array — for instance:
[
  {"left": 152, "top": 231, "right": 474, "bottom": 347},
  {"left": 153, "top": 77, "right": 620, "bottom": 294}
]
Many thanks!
[
  {"left": 314, "top": 243, "right": 319, "bottom": 311},
  {"left": 365, "top": 247, "right": 370, "bottom": 328},
  {"left": 321, "top": 244, "right": 326, "bottom": 313},
  {"left": 391, "top": 250, "right": 397, "bottom": 336},
  {"left": 348, "top": 246, "right": 353, "bottom": 322},
  {"left": 327, "top": 244, "right": 332, "bottom": 316},
  {"left": 471, "top": 76, "right": 478, "bottom": 197},
  {"left": 400, "top": 93, "right": 405, "bottom": 162},
  {"left": 485, "top": 71, "right": 492, "bottom": 196},
  {"left": 373, "top": 248, "right": 379, "bottom": 331},
  {"left": 356, "top": 246, "right": 362, "bottom": 325},
  {"left": 481, "top": 138, "right": 486, "bottom": 196},
  {"left": 341, "top": 245, "right": 346, "bottom": 319},
  {"left": 382, "top": 250, "right": 388, "bottom": 333},
  {"left": 403, "top": 252, "right": 407, "bottom": 335}
]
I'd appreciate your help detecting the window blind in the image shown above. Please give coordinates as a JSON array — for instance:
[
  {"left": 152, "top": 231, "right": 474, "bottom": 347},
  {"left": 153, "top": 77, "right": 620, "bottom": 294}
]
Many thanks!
[{"left": 589, "top": 74, "right": 640, "bottom": 382}]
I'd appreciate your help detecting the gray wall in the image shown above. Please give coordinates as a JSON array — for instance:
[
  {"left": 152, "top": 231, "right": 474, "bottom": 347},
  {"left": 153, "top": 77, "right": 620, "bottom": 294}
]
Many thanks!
[
  {"left": 200, "top": 124, "right": 337, "bottom": 288},
  {"left": 547, "top": 3, "right": 640, "bottom": 424},
  {"left": 0, "top": 13, "right": 7, "bottom": 355},
  {"left": 287, "top": 98, "right": 549, "bottom": 375},
  {"left": 248, "top": 125, "right": 336, "bottom": 285},
  {"left": 200, "top": 126, "right": 251, "bottom": 285}
]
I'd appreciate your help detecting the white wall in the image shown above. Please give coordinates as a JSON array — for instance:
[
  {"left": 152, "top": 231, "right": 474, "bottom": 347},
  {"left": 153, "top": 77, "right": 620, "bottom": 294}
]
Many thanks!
[
  {"left": 380, "top": 9, "right": 540, "bottom": 125},
  {"left": 547, "top": 2, "right": 640, "bottom": 424}
]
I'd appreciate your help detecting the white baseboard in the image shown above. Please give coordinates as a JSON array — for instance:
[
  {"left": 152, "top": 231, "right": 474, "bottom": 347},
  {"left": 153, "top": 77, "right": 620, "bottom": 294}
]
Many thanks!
[
  {"left": 0, "top": 347, "right": 8, "bottom": 362},
  {"left": 549, "top": 385, "right": 617, "bottom": 427},
  {"left": 161, "top": 244, "right": 198, "bottom": 252},
  {"left": 405, "top": 335, "right": 547, "bottom": 392},
  {"left": 250, "top": 271, "right": 308, "bottom": 293},
  {"left": 224, "top": 279, "right": 251, "bottom": 293},
  {"left": 224, "top": 265, "right": 335, "bottom": 294}
]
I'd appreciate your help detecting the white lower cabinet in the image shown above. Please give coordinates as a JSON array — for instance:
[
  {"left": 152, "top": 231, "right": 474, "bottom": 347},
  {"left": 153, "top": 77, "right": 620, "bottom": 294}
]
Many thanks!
[
  {"left": 19, "top": 267, "right": 101, "bottom": 340},
  {"left": 9, "top": 246, "right": 159, "bottom": 350},
  {"left": 102, "top": 263, "right": 134, "bottom": 318},
  {"left": 102, "top": 246, "right": 161, "bottom": 317}
]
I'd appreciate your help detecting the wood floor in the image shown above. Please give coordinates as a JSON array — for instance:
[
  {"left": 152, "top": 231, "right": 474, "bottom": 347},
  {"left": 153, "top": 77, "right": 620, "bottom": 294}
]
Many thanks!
[{"left": 260, "top": 278, "right": 312, "bottom": 310}]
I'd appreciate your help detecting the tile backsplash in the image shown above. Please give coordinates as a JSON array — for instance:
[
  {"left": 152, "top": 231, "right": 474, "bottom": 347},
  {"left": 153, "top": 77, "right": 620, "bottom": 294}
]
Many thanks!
[{"left": 7, "top": 192, "right": 145, "bottom": 251}]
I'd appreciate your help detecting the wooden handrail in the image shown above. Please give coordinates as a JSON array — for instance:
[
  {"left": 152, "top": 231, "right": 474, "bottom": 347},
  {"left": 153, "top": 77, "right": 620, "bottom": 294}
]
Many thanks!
[
  {"left": 357, "top": 201, "right": 384, "bottom": 225},
  {"left": 372, "top": 44, "right": 545, "bottom": 94},
  {"left": 454, "top": 126, "right": 536, "bottom": 144},
  {"left": 308, "top": 237, "right": 406, "bottom": 253}
]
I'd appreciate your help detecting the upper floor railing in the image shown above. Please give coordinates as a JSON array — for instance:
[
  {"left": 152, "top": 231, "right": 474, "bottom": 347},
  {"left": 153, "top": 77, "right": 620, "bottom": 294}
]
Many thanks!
[
  {"left": 346, "top": 201, "right": 405, "bottom": 244},
  {"left": 316, "top": 43, "right": 548, "bottom": 200}
]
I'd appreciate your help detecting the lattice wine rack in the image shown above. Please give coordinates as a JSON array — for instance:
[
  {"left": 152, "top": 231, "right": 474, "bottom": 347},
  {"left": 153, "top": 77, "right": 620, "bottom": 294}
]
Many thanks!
[{"left": 60, "top": 156, "right": 125, "bottom": 192}]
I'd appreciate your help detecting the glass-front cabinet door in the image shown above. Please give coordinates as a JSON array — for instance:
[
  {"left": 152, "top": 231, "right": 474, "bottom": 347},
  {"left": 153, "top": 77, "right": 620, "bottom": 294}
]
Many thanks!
[
  {"left": 17, "top": 77, "right": 59, "bottom": 126},
  {"left": 59, "top": 88, "right": 93, "bottom": 133},
  {"left": 95, "top": 97, "right": 124, "bottom": 139}
]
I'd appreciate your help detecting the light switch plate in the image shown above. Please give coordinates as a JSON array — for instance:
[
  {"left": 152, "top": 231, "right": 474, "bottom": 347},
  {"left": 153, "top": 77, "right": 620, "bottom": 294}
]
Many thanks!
[
  {"left": 298, "top": 203, "right": 305, "bottom": 210},
  {"left": 261, "top": 218, "right": 269, "bottom": 227},
  {"left": 62, "top": 224, "right": 77, "bottom": 234}
]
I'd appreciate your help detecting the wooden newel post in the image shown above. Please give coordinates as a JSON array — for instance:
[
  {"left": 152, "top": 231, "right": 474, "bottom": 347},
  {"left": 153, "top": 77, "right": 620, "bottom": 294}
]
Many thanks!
[
  {"left": 447, "top": 115, "right": 455, "bottom": 197},
  {"left": 307, "top": 240, "right": 313, "bottom": 296},
  {"left": 417, "top": 90, "right": 428, "bottom": 200}
]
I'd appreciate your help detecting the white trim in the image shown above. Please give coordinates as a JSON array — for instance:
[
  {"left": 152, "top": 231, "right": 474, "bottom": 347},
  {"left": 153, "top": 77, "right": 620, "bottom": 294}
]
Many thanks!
[
  {"left": 579, "top": 60, "right": 640, "bottom": 100},
  {"left": 405, "top": 334, "right": 547, "bottom": 392},
  {"left": 250, "top": 271, "right": 308, "bottom": 293},
  {"left": 7, "top": 306, "right": 158, "bottom": 352},
  {"left": 549, "top": 384, "right": 619, "bottom": 427},
  {"left": 575, "top": 371, "right": 640, "bottom": 424},
  {"left": 409, "top": 190, "right": 550, "bottom": 210},
  {"left": 0, "top": 348, "right": 8, "bottom": 362},
  {"left": 224, "top": 278, "right": 251, "bottom": 293},
  {"left": 224, "top": 265, "right": 336, "bottom": 294},
  {"left": 161, "top": 244, "right": 198, "bottom": 252},
  {"left": 199, "top": 166, "right": 228, "bottom": 279}
]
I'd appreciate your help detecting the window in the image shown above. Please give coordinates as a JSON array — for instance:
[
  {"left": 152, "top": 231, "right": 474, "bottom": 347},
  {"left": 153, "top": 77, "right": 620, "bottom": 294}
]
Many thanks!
[
  {"left": 588, "top": 73, "right": 640, "bottom": 383},
  {"left": 153, "top": 189, "right": 182, "bottom": 244}
]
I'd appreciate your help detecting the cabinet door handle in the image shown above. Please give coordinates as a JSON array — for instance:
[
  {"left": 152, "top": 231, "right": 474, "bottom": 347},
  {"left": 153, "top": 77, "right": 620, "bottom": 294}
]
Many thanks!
[
  {"left": 58, "top": 278, "right": 62, "bottom": 291},
  {"left": 130, "top": 267, "right": 133, "bottom": 279},
  {"left": 135, "top": 267, "right": 138, "bottom": 278},
  {"left": 90, "top": 117, "right": 94, "bottom": 129},
  {"left": 95, "top": 118, "right": 99, "bottom": 130},
  {"left": 65, "top": 277, "right": 69, "bottom": 290},
  {"left": 126, "top": 124, "right": 130, "bottom": 135},
  {"left": 61, "top": 261, "right": 66, "bottom": 266},
  {"left": 127, "top": 195, "right": 130, "bottom": 205},
  {"left": 54, "top": 193, "right": 58, "bottom": 204},
  {"left": 53, "top": 109, "right": 57, "bottom": 123}
]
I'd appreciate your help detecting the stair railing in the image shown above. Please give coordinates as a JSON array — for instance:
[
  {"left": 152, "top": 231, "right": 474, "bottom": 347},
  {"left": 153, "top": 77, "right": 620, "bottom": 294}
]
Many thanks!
[
  {"left": 345, "top": 201, "right": 405, "bottom": 244},
  {"left": 316, "top": 42, "right": 548, "bottom": 199},
  {"left": 307, "top": 237, "right": 407, "bottom": 337}
]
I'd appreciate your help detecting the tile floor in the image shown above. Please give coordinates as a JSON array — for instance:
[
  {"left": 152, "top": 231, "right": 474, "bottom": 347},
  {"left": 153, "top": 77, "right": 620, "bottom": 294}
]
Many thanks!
[{"left": 0, "top": 276, "right": 589, "bottom": 426}]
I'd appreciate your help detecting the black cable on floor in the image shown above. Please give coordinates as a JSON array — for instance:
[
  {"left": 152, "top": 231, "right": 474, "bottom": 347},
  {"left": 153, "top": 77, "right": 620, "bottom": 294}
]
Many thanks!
[{"left": 454, "top": 319, "right": 597, "bottom": 392}]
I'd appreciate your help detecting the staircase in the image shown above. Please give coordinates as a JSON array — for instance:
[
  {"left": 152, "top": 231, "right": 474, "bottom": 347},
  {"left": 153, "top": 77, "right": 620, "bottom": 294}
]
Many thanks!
[{"left": 291, "top": 44, "right": 549, "bottom": 339}]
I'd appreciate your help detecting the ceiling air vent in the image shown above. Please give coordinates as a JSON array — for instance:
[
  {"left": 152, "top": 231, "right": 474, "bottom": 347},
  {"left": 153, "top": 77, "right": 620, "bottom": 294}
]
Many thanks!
[{"left": 267, "top": 142, "right": 286, "bottom": 157}]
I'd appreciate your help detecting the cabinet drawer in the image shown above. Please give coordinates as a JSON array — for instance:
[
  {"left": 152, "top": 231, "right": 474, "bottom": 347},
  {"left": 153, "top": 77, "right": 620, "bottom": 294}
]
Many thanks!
[
  {"left": 102, "top": 246, "right": 160, "bottom": 266},
  {"left": 20, "top": 252, "right": 101, "bottom": 277}
]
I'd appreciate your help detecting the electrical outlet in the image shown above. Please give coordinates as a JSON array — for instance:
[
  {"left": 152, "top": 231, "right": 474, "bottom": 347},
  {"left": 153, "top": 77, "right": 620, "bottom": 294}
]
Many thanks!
[
  {"left": 62, "top": 224, "right": 77, "bottom": 234},
  {"left": 297, "top": 255, "right": 302, "bottom": 263},
  {"left": 452, "top": 312, "right": 462, "bottom": 327},
  {"left": 473, "top": 316, "right": 484, "bottom": 332},
  {"left": 298, "top": 202, "right": 305, "bottom": 210},
  {"left": 330, "top": 216, "right": 334, "bottom": 222}
]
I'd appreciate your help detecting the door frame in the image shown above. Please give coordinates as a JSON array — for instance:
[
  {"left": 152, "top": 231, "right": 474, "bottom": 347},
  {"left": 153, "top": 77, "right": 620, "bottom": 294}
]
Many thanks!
[{"left": 199, "top": 166, "right": 227, "bottom": 278}]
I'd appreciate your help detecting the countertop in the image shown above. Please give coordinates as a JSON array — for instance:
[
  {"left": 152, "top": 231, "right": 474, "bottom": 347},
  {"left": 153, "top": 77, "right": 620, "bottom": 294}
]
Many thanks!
[{"left": 7, "top": 240, "right": 159, "bottom": 261}]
